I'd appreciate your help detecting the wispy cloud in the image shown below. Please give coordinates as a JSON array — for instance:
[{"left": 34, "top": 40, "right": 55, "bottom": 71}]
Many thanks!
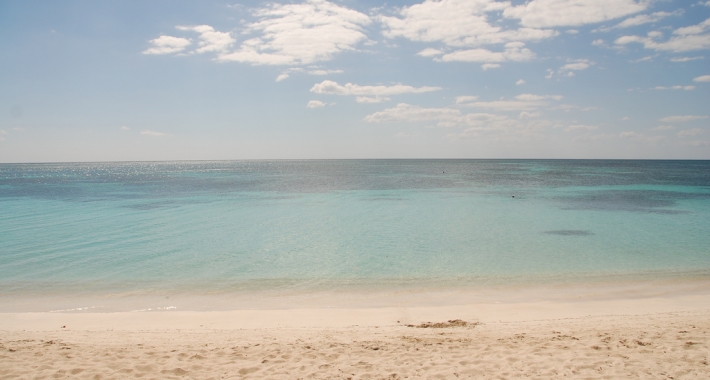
[
  {"left": 364, "top": 103, "right": 461, "bottom": 125},
  {"left": 481, "top": 63, "right": 501, "bottom": 70},
  {"left": 141, "top": 130, "right": 169, "bottom": 137},
  {"left": 618, "top": 131, "right": 665, "bottom": 143},
  {"left": 566, "top": 124, "right": 598, "bottom": 132},
  {"left": 654, "top": 85, "right": 695, "bottom": 90},
  {"left": 275, "top": 68, "right": 344, "bottom": 82},
  {"left": 438, "top": 42, "right": 535, "bottom": 63},
  {"left": 559, "top": 59, "right": 593, "bottom": 73},
  {"left": 659, "top": 115, "right": 708, "bottom": 123},
  {"left": 597, "top": 10, "right": 683, "bottom": 32},
  {"left": 670, "top": 56, "right": 704, "bottom": 62},
  {"left": 143, "top": 36, "right": 191, "bottom": 55},
  {"left": 219, "top": 0, "right": 371, "bottom": 65},
  {"left": 694, "top": 75, "right": 710, "bottom": 82},
  {"left": 310, "top": 80, "right": 441, "bottom": 97},
  {"left": 503, "top": 0, "right": 648, "bottom": 28},
  {"left": 615, "top": 18, "right": 710, "bottom": 52},
  {"left": 380, "top": 0, "right": 557, "bottom": 47},
  {"left": 457, "top": 93, "right": 563, "bottom": 111},
  {"left": 355, "top": 96, "right": 391, "bottom": 104},
  {"left": 678, "top": 128, "right": 704, "bottom": 137},
  {"left": 176, "top": 25, "right": 235, "bottom": 54},
  {"left": 307, "top": 100, "right": 326, "bottom": 109}
]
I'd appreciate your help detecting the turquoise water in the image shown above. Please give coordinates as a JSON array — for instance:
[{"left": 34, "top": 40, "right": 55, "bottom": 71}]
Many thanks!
[{"left": 1, "top": 160, "right": 709, "bottom": 309}]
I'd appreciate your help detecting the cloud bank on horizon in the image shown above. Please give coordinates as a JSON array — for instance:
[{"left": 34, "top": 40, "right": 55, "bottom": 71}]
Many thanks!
[{"left": 1, "top": 0, "right": 709, "bottom": 161}]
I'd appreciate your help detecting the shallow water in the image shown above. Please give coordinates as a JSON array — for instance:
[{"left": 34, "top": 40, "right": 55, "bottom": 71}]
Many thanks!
[{"left": 1, "top": 160, "right": 709, "bottom": 310}]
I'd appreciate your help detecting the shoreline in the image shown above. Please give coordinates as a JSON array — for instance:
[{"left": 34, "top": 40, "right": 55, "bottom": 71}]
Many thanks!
[
  {"left": 3, "top": 281, "right": 709, "bottom": 378},
  {"left": 3, "top": 281, "right": 710, "bottom": 331},
  {"left": 2, "top": 275, "right": 710, "bottom": 314}
]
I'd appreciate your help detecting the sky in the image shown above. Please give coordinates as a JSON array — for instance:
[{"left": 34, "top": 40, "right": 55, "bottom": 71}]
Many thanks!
[{"left": 1, "top": 0, "right": 709, "bottom": 162}]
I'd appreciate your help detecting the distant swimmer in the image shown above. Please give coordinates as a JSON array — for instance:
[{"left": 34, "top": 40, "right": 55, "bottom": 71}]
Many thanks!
[{"left": 512, "top": 196, "right": 515, "bottom": 198}]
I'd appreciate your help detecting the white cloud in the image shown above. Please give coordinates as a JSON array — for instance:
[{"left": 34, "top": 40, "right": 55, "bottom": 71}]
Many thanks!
[
  {"left": 654, "top": 85, "right": 696, "bottom": 90},
  {"left": 359, "top": 102, "right": 561, "bottom": 139},
  {"left": 670, "top": 56, "right": 704, "bottom": 62},
  {"left": 394, "top": 131, "right": 421, "bottom": 138},
  {"left": 615, "top": 18, "right": 710, "bottom": 52},
  {"left": 516, "top": 94, "right": 563, "bottom": 101},
  {"left": 456, "top": 94, "right": 562, "bottom": 115},
  {"left": 363, "top": 103, "right": 534, "bottom": 134},
  {"left": 566, "top": 124, "right": 598, "bottom": 132},
  {"left": 176, "top": 25, "right": 235, "bottom": 53},
  {"left": 681, "top": 139, "right": 710, "bottom": 147},
  {"left": 439, "top": 42, "right": 536, "bottom": 63},
  {"left": 364, "top": 103, "right": 461, "bottom": 125},
  {"left": 503, "top": 0, "right": 647, "bottom": 28},
  {"left": 560, "top": 59, "right": 592, "bottom": 72},
  {"left": 652, "top": 125, "right": 674, "bottom": 131},
  {"left": 275, "top": 68, "right": 343, "bottom": 81},
  {"left": 307, "top": 100, "right": 326, "bottom": 108},
  {"left": 455, "top": 96, "right": 478, "bottom": 104},
  {"left": 459, "top": 93, "right": 563, "bottom": 111},
  {"left": 678, "top": 128, "right": 704, "bottom": 137},
  {"left": 694, "top": 75, "right": 710, "bottom": 82},
  {"left": 481, "top": 63, "right": 501, "bottom": 70},
  {"left": 218, "top": 0, "right": 371, "bottom": 65},
  {"left": 141, "top": 130, "right": 168, "bottom": 137},
  {"left": 120, "top": 126, "right": 130, "bottom": 131},
  {"left": 380, "top": 0, "right": 558, "bottom": 49},
  {"left": 308, "top": 69, "right": 343, "bottom": 75},
  {"left": 545, "top": 69, "right": 554, "bottom": 79},
  {"left": 619, "top": 131, "right": 665, "bottom": 143},
  {"left": 659, "top": 115, "right": 708, "bottom": 123},
  {"left": 417, "top": 48, "right": 444, "bottom": 57},
  {"left": 0, "top": 130, "right": 7, "bottom": 134},
  {"left": 519, "top": 111, "right": 541, "bottom": 119},
  {"left": 143, "top": 35, "right": 191, "bottom": 55},
  {"left": 566, "top": 29, "right": 579, "bottom": 34},
  {"left": 310, "top": 80, "right": 441, "bottom": 96},
  {"left": 592, "top": 39, "right": 605, "bottom": 46},
  {"left": 613, "top": 11, "right": 682, "bottom": 29},
  {"left": 356, "top": 96, "right": 391, "bottom": 103},
  {"left": 675, "top": 18, "right": 710, "bottom": 35},
  {"left": 516, "top": 79, "right": 525, "bottom": 85}
]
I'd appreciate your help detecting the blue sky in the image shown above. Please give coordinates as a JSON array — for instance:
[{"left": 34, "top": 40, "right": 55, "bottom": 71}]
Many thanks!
[{"left": 1, "top": 0, "right": 709, "bottom": 162}]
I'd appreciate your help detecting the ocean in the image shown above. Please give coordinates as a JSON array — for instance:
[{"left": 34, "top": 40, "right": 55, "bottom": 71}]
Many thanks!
[{"left": 1, "top": 160, "right": 709, "bottom": 311}]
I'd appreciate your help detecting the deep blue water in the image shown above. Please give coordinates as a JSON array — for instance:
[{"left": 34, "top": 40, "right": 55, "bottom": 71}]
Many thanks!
[{"left": 1, "top": 160, "right": 709, "bottom": 304}]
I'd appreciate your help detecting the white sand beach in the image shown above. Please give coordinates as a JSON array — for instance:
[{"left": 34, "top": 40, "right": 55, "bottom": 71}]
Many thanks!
[{"left": 2, "top": 287, "right": 709, "bottom": 379}]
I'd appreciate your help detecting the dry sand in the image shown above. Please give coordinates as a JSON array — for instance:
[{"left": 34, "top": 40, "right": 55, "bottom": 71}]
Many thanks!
[{"left": 2, "top": 291, "right": 710, "bottom": 379}]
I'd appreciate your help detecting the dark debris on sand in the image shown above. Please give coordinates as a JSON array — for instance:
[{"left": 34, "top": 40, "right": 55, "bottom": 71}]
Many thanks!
[{"left": 406, "top": 319, "right": 479, "bottom": 329}]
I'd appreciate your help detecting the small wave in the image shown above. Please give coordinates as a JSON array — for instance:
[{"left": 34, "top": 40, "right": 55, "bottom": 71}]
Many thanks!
[
  {"left": 48, "top": 306, "right": 104, "bottom": 313},
  {"left": 130, "top": 306, "right": 178, "bottom": 312}
]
